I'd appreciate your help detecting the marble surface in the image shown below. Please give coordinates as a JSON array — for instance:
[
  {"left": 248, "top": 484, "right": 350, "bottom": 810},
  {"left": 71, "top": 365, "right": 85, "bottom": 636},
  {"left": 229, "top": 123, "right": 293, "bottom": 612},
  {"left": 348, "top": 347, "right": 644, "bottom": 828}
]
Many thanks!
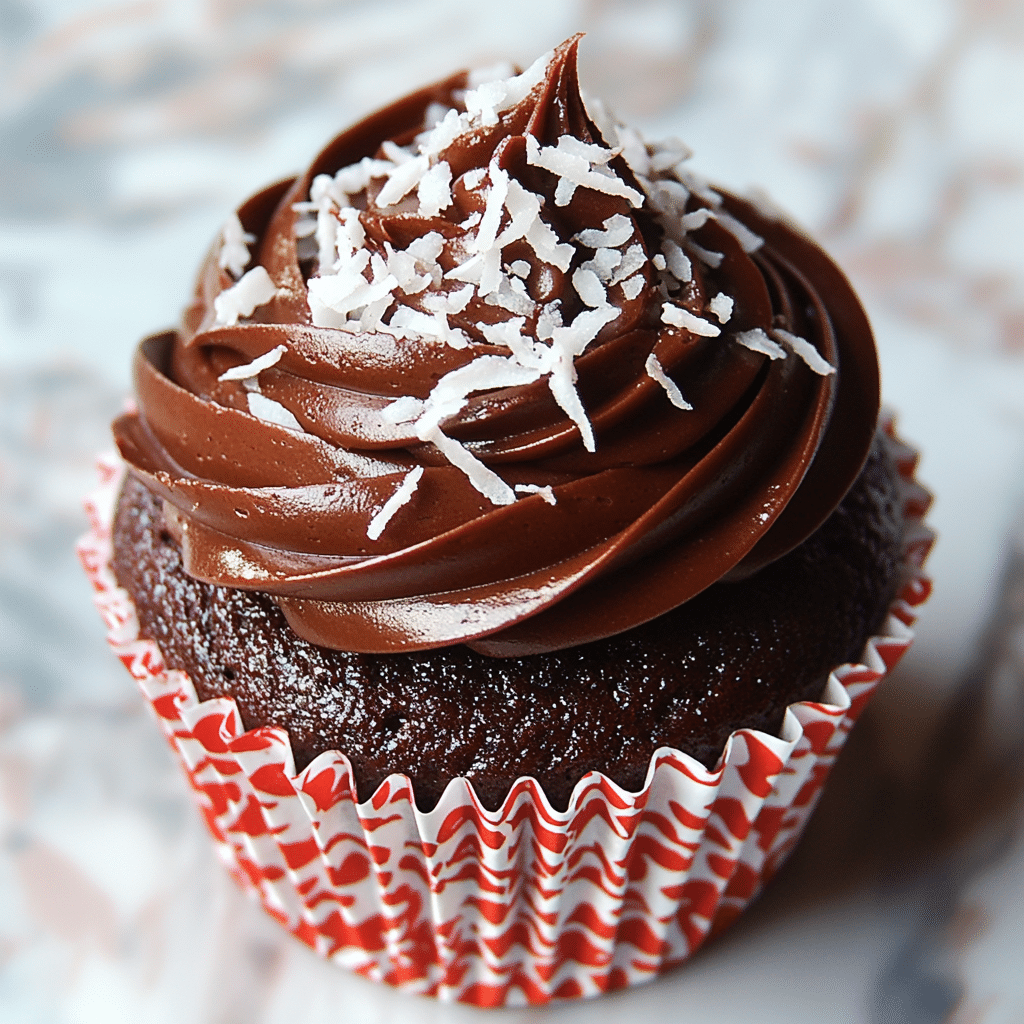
[{"left": 1, "top": 1, "right": 1024, "bottom": 1020}]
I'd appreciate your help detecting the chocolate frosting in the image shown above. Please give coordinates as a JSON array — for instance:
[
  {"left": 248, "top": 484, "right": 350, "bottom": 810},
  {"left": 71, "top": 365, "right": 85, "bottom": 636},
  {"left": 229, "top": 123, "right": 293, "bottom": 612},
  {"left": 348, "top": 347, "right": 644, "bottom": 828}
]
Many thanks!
[{"left": 113, "top": 37, "right": 879, "bottom": 657}]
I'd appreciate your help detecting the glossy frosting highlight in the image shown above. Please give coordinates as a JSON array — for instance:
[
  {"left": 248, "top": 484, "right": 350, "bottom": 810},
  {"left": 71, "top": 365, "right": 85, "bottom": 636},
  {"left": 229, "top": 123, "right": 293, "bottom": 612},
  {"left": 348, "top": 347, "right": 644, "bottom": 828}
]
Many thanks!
[{"left": 113, "top": 38, "right": 879, "bottom": 656}]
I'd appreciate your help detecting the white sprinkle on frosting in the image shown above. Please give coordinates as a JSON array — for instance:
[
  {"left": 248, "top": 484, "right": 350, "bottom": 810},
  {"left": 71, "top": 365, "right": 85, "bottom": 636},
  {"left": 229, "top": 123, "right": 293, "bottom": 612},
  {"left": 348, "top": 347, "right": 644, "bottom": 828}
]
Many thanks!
[
  {"left": 713, "top": 210, "right": 764, "bottom": 253},
  {"left": 645, "top": 353, "right": 692, "bottom": 410},
  {"left": 734, "top": 328, "right": 786, "bottom": 360},
  {"left": 772, "top": 328, "right": 836, "bottom": 375},
  {"left": 214, "top": 266, "right": 277, "bottom": 326},
  {"left": 367, "top": 465, "right": 424, "bottom": 540},
  {"left": 574, "top": 213, "right": 634, "bottom": 249},
  {"left": 708, "top": 292, "right": 734, "bottom": 324},
  {"left": 515, "top": 483, "right": 557, "bottom": 505},
  {"left": 525, "top": 135, "right": 643, "bottom": 209},
  {"left": 417, "top": 161, "right": 453, "bottom": 218},
  {"left": 572, "top": 266, "right": 607, "bottom": 307},
  {"left": 219, "top": 213, "right": 255, "bottom": 279},
  {"left": 246, "top": 391, "right": 303, "bottom": 432},
  {"left": 687, "top": 242, "right": 724, "bottom": 268},
  {"left": 218, "top": 344, "right": 287, "bottom": 382},
  {"left": 661, "top": 303, "right": 721, "bottom": 337},
  {"left": 661, "top": 240, "right": 693, "bottom": 283}
]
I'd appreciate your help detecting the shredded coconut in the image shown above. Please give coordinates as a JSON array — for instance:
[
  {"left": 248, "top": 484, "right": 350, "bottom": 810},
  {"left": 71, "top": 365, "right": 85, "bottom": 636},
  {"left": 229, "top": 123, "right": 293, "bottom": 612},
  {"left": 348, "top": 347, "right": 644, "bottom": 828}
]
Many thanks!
[
  {"left": 661, "top": 303, "right": 721, "bottom": 337},
  {"left": 246, "top": 391, "right": 303, "bottom": 432},
  {"left": 687, "top": 242, "right": 724, "bottom": 268},
  {"left": 514, "top": 483, "right": 557, "bottom": 505},
  {"left": 367, "top": 465, "right": 424, "bottom": 540},
  {"left": 420, "top": 423, "right": 517, "bottom": 505},
  {"left": 219, "top": 213, "right": 255, "bottom": 279},
  {"left": 713, "top": 210, "right": 764, "bottom": 253},
  {"left": 214, "top": 266, "right": 277, "bottom": 326},
  {"left": 735, "top": 328, "right": 786, "bottom": 360},
  {"left": 572, "top": 266, "right": 607, "bottom": 307},
  {"left": 662, "top": 240, "right": 693, "bottom": 284},
  {"left": 645, "top": 353, "right": 692, "bottom": 410},
  {"left": 772, "top": 328, "right": 836, "bottom": 375},
  {"left": 381, "top": 395, "right": 425, "bottom": 425},
  {"left": 417, "top": 161, "right": 453, "bottom": 218},
  {"left": 375, "top": 154, "right": 430, "bottom": 208},
  {"left": 573, "top": 213, "right": 634, "bottom": 249},
  {"left": 621, "top": 274, "right": 645, "bottom": 300},
  {"left": 708, "top": 293, "right": 734, "bottom": 324},
  {"left": 525, "top": 134, "right": 643, "bottom": 209},
  {"left": 218, "top": 344, "right": 287, "bottom": 382}
]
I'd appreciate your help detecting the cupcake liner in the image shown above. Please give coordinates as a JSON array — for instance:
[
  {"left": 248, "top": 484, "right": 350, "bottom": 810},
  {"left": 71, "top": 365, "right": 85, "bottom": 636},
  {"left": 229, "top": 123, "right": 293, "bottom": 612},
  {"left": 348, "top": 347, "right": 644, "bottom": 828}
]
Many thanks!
[{"left": 77, "top": 418, "right": 932, "bottom": 1007}]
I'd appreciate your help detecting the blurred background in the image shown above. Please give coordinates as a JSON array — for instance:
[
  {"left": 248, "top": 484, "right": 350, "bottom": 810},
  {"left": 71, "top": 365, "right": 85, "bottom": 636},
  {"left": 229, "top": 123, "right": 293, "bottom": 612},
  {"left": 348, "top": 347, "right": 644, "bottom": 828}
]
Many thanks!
[{"left": 1, "top": 0, "right": 1023, "bottom": 1021}]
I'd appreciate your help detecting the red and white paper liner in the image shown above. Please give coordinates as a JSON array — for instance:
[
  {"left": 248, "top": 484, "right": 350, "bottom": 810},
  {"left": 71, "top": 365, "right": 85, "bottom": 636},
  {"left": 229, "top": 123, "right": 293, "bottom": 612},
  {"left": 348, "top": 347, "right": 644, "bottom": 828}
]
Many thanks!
[{"left": 78, "top": 419, "right": 932, "bottom": 1007}]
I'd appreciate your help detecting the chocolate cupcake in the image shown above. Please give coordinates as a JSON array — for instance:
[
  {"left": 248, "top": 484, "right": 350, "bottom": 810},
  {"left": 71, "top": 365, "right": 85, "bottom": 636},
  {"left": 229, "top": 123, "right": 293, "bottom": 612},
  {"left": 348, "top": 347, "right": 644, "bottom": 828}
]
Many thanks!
[{"left": 82, "top": 37, "right": 931, "bottom": 1005}]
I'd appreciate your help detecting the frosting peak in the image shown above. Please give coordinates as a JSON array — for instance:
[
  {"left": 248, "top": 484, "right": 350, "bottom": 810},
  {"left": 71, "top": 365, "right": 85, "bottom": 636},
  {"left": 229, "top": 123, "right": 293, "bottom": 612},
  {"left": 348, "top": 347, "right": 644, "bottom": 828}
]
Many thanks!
[{"left": 113, "top": 38, "right": 879, "bottom": 657}]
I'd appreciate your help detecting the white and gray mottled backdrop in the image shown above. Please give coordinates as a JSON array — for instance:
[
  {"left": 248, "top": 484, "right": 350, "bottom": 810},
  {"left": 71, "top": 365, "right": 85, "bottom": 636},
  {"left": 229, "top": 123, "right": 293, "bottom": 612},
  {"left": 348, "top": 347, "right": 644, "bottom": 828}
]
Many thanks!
[{"left": 2, "top": 1, "right": 1024, "bottom": 1021}]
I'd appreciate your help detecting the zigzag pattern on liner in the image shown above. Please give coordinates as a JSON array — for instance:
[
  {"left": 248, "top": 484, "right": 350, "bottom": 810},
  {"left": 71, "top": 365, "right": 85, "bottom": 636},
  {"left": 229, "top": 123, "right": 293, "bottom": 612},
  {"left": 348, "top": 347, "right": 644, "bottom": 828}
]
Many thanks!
[{"left": 77, "top": 417, "right": 932, "bottom": 1007}]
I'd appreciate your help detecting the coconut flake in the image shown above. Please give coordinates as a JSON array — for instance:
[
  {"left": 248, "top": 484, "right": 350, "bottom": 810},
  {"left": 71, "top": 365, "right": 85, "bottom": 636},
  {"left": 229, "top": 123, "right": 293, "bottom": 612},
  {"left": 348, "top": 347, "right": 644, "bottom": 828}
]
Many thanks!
[
  {"left": 621, "top": 274, "right": 645, "bottom": 300},
  {"left": 417, "top": 161, "right": 453, "bottom": 218},
  {"left": 687, "top": 242, "right": 724, "bottom": 268},
  {"left": 334, "top": 156, "right": 395, "bottom": 198},
  {"left": 661, "top": 303, "right": 721, "bottom": 337},
  {"left": 645, "top": 353, "right": 692, "bottom": 410},
  {"left": 680, "top": 208, "right": 713, "bottom": 232},
  {"left": 574, "top": 213, "right": 634, "bottom": 249},
  {"left": 422, "top": 283, "right": 473, "bottom": 315},
  {"left": 492, "top": 49, "right": 552, "bottom": 113},
  {"left": 545, "top": 305, "right": 620, "bottom": 451},
  {"left": 734, "top": 328, "right": 786, "bottom": 360},
  {"left": 484, "top": 276, "right": 535, "bottom": 315},
  {"left": 367, "top": 465, "right": 424, "bottom": 540},
  {"left": 772, "top": 328, "right": 836, "bottom": 375},
  {"left": 708, "top": 292, "right": 734, "bottom": 324},
  {"left": 468, "top": 61, "right": 517, "bottom": 87},
  {"left": 650, "top": 136, "right": 693, "bottom": 171},
  {"left": 471, "top": 165, "right": 510, "bottom": 254},
  {"left": 536, "top": 301, "right": 563, "bottom": 341},
  {"left": 375, "top": 154, "right": 430, "bottom": 208},
  {"left": 422, "top": 102, "right": 451, "bottom": 129},
  {"left": 676, "top": 167, "right": 723, "bottom": 207},
  {"left": 609, "top": 244, "right": 646, "bottom": 285},
  {"left": 616, "top": 123, "right": 651, "bottom": 177},
  {"left": 525, "top": 134, "right": 644, "bottom": 209},
  {"left": 462, "top": 167, "right": 487, "bottom": 190},
  {"left": 213, "top": 266, "right": 277, "bottom": 326},
  {"left": 218, "top": 344, "right": 287, "bottom": 382},
  {"left": 515, "top": 483, "right": 557, "bottom": 505},
  {"left": 247, "top": 392, "right": 303, "bottom": 432},
  {"left": 712, "top": 210, "right": 763, "bottom": 253},
  {"left": 508, "top": 260, "right": 531, "bottom": 278},
  {"left": 572, "top": 266, "right": 607, "bottom": 307},
  {"left": 219, "top": 213, "right": 255, "bottom": 279},
  {"left": 382, "top": 395, "right": 425, "bottom": 424},
  {"left": 662, "top": 240, "right": 693, "bottom": 284},
  {"left": 421, "top": 424, "right": 516, "bottom": 505}
]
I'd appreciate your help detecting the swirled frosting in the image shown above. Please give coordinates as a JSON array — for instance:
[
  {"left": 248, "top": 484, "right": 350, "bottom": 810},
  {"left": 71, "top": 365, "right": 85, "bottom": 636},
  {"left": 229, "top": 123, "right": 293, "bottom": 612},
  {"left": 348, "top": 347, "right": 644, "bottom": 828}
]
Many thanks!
[{"left": 113, "top": 37, "right": 879, "bottom": 657}]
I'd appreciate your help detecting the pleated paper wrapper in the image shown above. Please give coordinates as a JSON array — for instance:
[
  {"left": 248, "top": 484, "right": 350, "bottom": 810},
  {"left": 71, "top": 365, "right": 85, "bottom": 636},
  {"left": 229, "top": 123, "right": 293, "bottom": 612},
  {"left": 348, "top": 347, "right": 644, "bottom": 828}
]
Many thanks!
[{"left": 77, "top": 419, "right": 932, "bottom": 1007}]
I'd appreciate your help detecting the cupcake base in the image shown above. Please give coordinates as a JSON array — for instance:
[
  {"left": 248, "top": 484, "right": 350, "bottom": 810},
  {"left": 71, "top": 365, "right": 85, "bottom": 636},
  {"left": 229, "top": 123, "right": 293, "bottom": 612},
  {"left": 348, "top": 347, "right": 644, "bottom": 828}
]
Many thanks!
[{"left": 78, "top": 419, "right": 931, "bottom": 1006}]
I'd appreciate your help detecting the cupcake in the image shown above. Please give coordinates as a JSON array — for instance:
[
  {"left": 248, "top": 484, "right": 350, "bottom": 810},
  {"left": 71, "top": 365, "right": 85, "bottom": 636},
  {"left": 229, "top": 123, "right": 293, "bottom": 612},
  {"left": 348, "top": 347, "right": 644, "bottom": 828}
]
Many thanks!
[{"left": 80, "top": 36, "right": 932, "bottom": 1005}]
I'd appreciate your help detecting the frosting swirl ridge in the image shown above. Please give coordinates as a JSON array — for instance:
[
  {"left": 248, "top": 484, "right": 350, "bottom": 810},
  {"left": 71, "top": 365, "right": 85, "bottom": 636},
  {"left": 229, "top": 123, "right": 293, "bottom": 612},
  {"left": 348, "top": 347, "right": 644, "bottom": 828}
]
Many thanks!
[{"left": 113, "top": 37, "right": 879, "bottom": 657}]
